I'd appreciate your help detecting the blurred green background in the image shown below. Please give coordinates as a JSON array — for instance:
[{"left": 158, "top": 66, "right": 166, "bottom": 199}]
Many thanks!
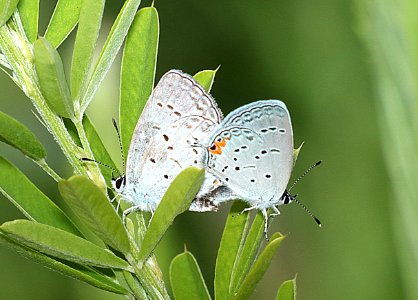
[{"left": 0, "top": 0, "right": 413, "bottom": 299}]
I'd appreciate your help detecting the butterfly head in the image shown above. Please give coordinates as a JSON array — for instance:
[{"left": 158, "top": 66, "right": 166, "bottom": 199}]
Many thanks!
[{"left": 112, "top": 174, "right": 126, "bottom": 194}]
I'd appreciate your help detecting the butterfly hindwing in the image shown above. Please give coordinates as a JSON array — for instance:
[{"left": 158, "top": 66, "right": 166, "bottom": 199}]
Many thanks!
[{"left": 204, "top": 100, "right": 294, "bottom": 209}]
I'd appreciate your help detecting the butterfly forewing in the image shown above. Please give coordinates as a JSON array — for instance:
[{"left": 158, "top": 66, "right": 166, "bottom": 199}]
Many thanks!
[
  {"left": 123, "top": 70, "right": 223, "bottom": 211},
  {"left": 205, "top": 100, "right": 294, "bottom": 207}
]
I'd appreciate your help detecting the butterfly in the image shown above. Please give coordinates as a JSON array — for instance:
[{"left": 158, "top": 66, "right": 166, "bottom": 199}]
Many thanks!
[
  {"left": 112, "top": 70, "right": 232, "bottom": 216},
  {"left": 201, "top": 100, "right": 321, "bottom": 235}
]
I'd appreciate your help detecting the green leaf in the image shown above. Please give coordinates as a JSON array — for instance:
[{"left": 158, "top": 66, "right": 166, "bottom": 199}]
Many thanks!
[
  {"left": 0, "top": 111, "right": 46, "bottom": 160},
  {"left": 58, "top": 175, "right": 130, "bottom": 254},
  {"left": 170, "top": 250, "right": 211, "bottom": 300},
  {"left": 276, "top": 277, "right": 297, "bottom": 300},
  {"left": 138, "top": 167, "right": 205, "bottom": 264},
  {"left": 0, "top": 0, "right": 19, "bottom": 26},
  {"left": 0, "top": 233, "right": 128, "bottom": 294},
  {"left": 293, "top": 142, "right": 303, "bottom": 166},
  {"left": 233, "top": 232, "right": 286, "bottom": 299},
  {"left": 0, "top": 156, "right": 81, "bottom": 236},
  {"left": 34, "top": 37, "right": 74, "bottom": 119},
  {"left": 120, "top": 6, "right": 159, "bottom": 155},
  {"left": 230, "top": 211, "right": 265, "bottom": 295},
  {"left": 193, "top": 68, "right": 218, "bottom": 92},
  {"left": 71, "top": 0, "right": 105, "bottom": 101},
  {"left": 122, "top": 271, "right": 148, "bottom": 299},
  {"left": 0, "top": 220, "right": 130, "bottom": 270},
  {"left": 215, "top": 201, "right": 250, "bottom": 299},
  {"left": 44, "top": 0, "right": 82, "bottom": 48},
  {"left": 83, "top": 116, "right": 119, "bottom": 187},
  {"left": 80, "top": 0, "right": 142, "bottom": 113},
  {"left": 17, "top": 0, "right": 39, "bottom": 43}
]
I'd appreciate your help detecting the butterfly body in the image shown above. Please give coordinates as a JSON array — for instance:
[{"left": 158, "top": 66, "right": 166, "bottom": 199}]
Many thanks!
[{"left": 116, "top": 70, "right": 225, "bottom": 213}]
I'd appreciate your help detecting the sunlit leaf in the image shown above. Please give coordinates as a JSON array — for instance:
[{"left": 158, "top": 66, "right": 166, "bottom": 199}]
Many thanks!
[
  {"left": 215, "top": 201, "right": 249, "bottom": 299},
  {"left": 233, "top": 232, "right": 285, "bottom": 299},
  {"left": 0, "top": 111, "right": 46, "bottom": 160},
  {"left": 170, "top": 250, "right": 211, "bottom": 300},
  {"left": 71, "top": 0, "right": 105, "bottom": 101},
  {"left": 0, "top": 232, "right": 128, "bottom": 294},
  {"left": 0, "top": 0, "right": 19, "bottom": 26},
  {"left": 0, "top": 220, "right": 130, "bottom": 269},
  {"left": 276, "top": 276, "right": 297, "bottom": 300},
  {"left": 138, "top": 167, "right": 205, "bottom": 264},
  {"left": 80, "top": 0, "right": 142, "bottom": 113},
  {"left": 193, "top": 68, "right": 218, "bottom": 92},
  {"left": 44, "top": 0, "right": 82, "bottom": 48},
  {"left": 120, "top": 6, "right": 159, "bottom": 155},
  {"left": 0, "top": 156, "right": 81, "bottom": 236},
  {"left": 17, "top": 0, "right": 39, "bottom": 43},
  {"left": 58, "top": 175, "right": 130, "bottom": 254},
  {"left": 230, "top": 211, "right": 265, "bottom": 294},
  {"left": 34, "top": 37, "right": 73, "bottom": 118}
]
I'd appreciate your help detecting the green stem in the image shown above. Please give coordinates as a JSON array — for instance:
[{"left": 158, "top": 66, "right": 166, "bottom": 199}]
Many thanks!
[
  {"left": 34, "top": 159, "right": 61, "bottom": 182},
  {"left": 0, "top": 14, "right": 89, "bottom": 177}
]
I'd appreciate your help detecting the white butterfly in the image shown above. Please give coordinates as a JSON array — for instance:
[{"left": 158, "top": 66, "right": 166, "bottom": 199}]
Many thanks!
[{"left": 113, "top": 70, "right": 230, "bottom": 215}]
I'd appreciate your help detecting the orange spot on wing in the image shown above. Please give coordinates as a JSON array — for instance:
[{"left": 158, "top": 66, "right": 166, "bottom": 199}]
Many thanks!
[{"left": 209, "top": 138, "right": 228, "bottom": 155}]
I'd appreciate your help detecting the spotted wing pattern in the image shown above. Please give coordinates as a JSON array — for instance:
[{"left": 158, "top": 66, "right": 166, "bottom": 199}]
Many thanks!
[
  {"left": 122, "top": 70, "right": 224, "bottom": 211},
  {"left": 204, "top": 100, "right": 294, "bottom": 209}
]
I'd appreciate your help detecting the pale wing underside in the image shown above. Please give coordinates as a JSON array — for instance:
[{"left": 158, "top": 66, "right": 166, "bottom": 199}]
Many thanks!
[
  {"left": 123, "top": 70, "right": 223, "bottom": 211},
  {"left": 205, "top": 100, "right": 294, "bottom": 208}
]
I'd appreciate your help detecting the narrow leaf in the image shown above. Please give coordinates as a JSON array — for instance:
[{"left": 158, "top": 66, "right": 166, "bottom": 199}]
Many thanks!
[
  {"left": 215, "top": 201, "right": 250, "bottom": 299},
  {"left": 230, "top": 211, "right": 265, "bottom": 294},
  {"left": 293, "top": 142, "right": 303, "bottom": 166},
  {"left": 17, "top": 0, "right": 39, "bottom": 43},
  {"left": 0, "top": 233, "right": 128, "bottom": 294},
  {"left": 170, "top": 250, "right": 211, "bottom": 300},
  {"left": 233, "top": 233, "right": 285, "bottom": 299},
  {"left": 80, "top": 0, "right": 142, "bottom": 113},
  {"left": 34, "top": 37, "right": 74, "bottom": 118},
  {"left": 1, "top": 220, "right": 130, "bottom": 269},
  {"left": 58, "top": 175, "right": 130, "bottom": 254},
  {"left": 0, "top": 0, "right": 19, "bottom": 26},
  {"left": 44, "top": 0, "right": 82, "bottom": 48},
  {"left": 138, "top": 167, "right": 205, "bottom": 264},
  {"left": 71, "top": 0, "right": 105, "bottom": 100},
  {"left": 193, "top": 68, "right": 218, "bottom": 92},
  {"left": 0, "top": 156, "right": 81, "bottom": 236},
  {"left": 120, "top": 6, "right": 159, "bottom": 155},
  {"left": 0, "top": 111, "right": 46, "bottom": 160},
  {"left": 83, "top": 116, "right": 119, "bottom": 187},
  {"left": 276, "top": 277, "right": 297, "bottom": 300}
]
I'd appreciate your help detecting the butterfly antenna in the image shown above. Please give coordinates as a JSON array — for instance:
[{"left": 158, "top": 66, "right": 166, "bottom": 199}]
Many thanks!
[
  {"left": 112, "top": 118, "right": 126, "bottom": 173},
  {"left": 288, "top": 160, "right": 322, "bottom": 192},
  {"left": 80, "top": 158, "right": 120, "bottom": 177},
  {"left": 293, "top": 197, "right": 321, "bottom": 227}
]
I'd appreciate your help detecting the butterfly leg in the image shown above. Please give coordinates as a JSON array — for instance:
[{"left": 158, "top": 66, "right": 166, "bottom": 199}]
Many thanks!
[
  {"left": 233, "top": 205, "right": 258, "bottom": 217},
  {"left": 122, "top": 205, "right": 140, "bottom": 224},
  {"left": 269, "top": 206, "right": 281, "bottom": 218},
  {"left": 147, "top": 204, "right": 155, "bottom": 227},
  {"left": 261, "top": 209, "right": 270, "bottom": 240}
]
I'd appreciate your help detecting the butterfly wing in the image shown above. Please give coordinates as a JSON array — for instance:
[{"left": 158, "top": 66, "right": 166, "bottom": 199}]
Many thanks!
[
  {"left": 123, "top": 70, "right": 223, "bottom": 211},
  {"left": 204, "top": 100, "right": 294, "bottom": 209}
]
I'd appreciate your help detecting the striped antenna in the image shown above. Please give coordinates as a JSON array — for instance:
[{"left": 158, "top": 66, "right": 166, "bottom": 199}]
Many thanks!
[
  {"left": 80, "top": 157, "right": 120, "bottom": 178},
  {"left": 112, "top": 118, "right": 126, "bottom": 173},
  {"left": 288, "top": 160, "right": 322, "bottom": 192}
]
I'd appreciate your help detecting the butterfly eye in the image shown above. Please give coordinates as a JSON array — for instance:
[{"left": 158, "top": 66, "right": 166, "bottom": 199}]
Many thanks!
[{"left": 114, "top": 176, "right": 126, "bottom": 190}]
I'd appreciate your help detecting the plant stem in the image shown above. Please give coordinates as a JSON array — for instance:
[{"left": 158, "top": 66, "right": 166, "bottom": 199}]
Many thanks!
[{"left": 34, "top": 159, "right": 61, "bottom": 182}]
